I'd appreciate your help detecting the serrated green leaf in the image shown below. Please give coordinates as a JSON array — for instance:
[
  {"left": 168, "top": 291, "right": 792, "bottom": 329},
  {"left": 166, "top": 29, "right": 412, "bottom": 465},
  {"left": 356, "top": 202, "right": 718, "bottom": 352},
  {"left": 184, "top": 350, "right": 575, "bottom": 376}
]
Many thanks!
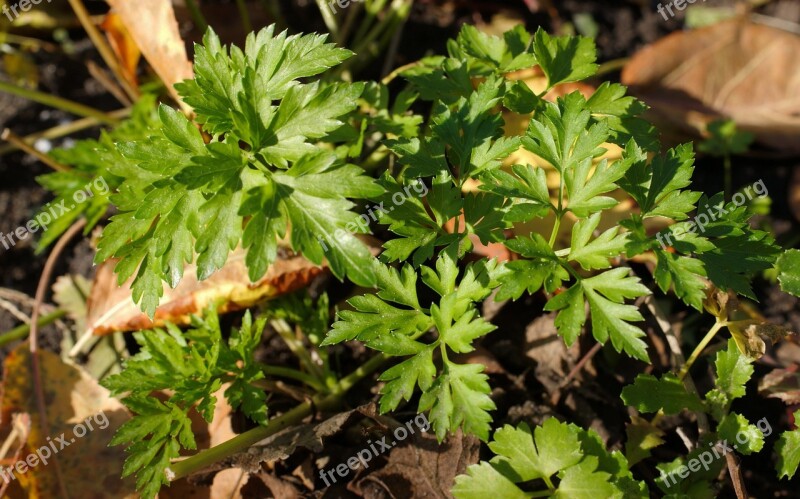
[
  {"left": 713, "top": 338, "right": 754, "bottom": 403},
  {"left": 568, "top": 214, "right": 628, "bottom": 270},
  {"left": 419, "top": 361, "right": 495, "bottom": 441},
  {"left": 776, "top": 249, "right": 800, "bottom": 297},
  {"left": 619, "top": 143, "right": 699, "bottom": 219},
  {"left": 582, "top": 269, "right": 651, "bottom": 361},
  {"left": 717, "top": 413, "right": 763, "bottom": 455},
  {"left": 532, "top": 28, "right": 598, "bottom": 88},
  {"left": 451, "top": 462, "right": 528, "bottom": 499},
  {"left": 621, "top": 374, "right": 704, "bottom": 414},
  {"left": 654, "top": 249, "right": 708, "bottom": 310},
  {"left": 522, "top": 92, "right": 608, "bottom": 175},
  {"left": 554, "top": 456, "right": 617, "bottom": 499},
  {"left": 776, "top": 412, "right": 800, "bottom": 479},
  {"left": 491, "top": 419, "right": 582, "bottom": 481}
]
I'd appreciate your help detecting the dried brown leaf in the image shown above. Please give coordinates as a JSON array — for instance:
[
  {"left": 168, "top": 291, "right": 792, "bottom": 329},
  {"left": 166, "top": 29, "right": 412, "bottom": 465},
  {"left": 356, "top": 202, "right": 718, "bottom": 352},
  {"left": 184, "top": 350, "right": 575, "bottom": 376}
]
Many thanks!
[
  {"left": 100, "top": 12, "right": 141, "bottom": 89},
  {"left": 622, "top": 19, "right": 800, "bottom": 152},
  {"left": 86, "top": 248, "right": 327, "bottom": 335},
  {"left": 105, "top": 0, "right": 193, "bottom": 106},
  {"left": 0, "top": 344, "right": 133, "bottom": 498}
]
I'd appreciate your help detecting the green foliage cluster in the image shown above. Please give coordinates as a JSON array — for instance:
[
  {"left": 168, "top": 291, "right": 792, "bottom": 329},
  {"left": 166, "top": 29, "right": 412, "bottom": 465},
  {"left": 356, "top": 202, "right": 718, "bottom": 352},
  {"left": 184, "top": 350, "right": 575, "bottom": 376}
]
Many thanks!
[
  {"left": 102, "top": 311, "right": 267, "bottom": 498},
  {"left": 41, "top": 22, "right": 800, "bottom": 499}
]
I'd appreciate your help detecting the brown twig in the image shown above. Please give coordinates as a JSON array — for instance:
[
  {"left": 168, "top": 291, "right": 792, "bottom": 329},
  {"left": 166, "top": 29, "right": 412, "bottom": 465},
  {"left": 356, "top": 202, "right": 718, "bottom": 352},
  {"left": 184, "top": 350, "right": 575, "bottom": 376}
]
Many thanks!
[
  {"left": 725, "top": 452, "right": 748, "bottom": 499},
  {"left": 86, "top": 60, "right": 133, "bottom": 107},
  {"left": 29, "top": 219, "right": 86, "bottom": 499}
]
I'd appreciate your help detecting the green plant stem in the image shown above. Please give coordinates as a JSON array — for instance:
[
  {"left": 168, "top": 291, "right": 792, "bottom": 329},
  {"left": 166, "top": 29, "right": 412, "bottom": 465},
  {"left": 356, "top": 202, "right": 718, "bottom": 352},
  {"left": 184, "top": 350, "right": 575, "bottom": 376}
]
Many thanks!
[
  {"left": 0, "top": 310, "right": 67, "bottom": 347},
  {"left": 529, "top": 490, "right": 553, "bottom": 498},
  {"left": 346, "top": 0, "right": 410, "bottom": 74},
  {"left": 548, "top": 216, "right": 562, "bottom": 248},
  {"left": 0, "top": 80, "right": 120, "bottom": 125},
  {"left": 315, "top": 0, "right": 341, "bottom": 44},
  {"left": 678, "top": 321, "right": 726, "bottom": 381},
  {"left": 260, "top": 365, "right": 325, "bottom": 392},
  {"left": 549, "top": 175, "right": 565, "bottom": 248},
  {"left": 185, "top": 0, "right": 209, "bottom": 32},
  {"left": 352, "top": 0, "right": 387, "bottom": 46},
  {"left": 380, "top": 61, "right": 420, "bottom": 85},
  {"left": 0, "top": 33, "right": 60, "bottom": 51},
  {"left": 168, "top": 353, "right": 390, "bottom": 480},
  {"left": 270, "top": 319, "right": 327, "bottom": 386},
  {"left": 596, "top": 57, "right": 629, "bottom": 77}
]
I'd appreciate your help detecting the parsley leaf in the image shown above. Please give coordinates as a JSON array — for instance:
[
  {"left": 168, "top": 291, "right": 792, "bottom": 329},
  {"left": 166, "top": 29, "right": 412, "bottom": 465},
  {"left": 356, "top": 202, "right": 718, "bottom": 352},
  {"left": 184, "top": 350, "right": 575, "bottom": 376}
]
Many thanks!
[
  {"left": 98, "top": 27, "right": 381, "bottom": 315},
  {"left": 325, "top": 254, "right": 502, "bottom": 440},
  {"left": 103, "top": 309, "right": 271, "bottom": 498},
  {"left": 776, "top": 410, "right": 800, "bottom": 479},
  {"left": 621, "top": 373, "right": 704, "bottom": 414}
]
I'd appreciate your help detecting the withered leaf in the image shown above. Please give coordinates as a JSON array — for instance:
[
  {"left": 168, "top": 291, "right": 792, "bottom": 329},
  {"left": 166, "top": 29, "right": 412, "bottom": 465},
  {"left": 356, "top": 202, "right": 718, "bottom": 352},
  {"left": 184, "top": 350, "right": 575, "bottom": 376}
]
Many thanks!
[
  {"left": 100, "top": 12, "right": 142, "bottom": 89},
  {"left": 0, "top": 344, "right": 133, "bottom": 498},
  {"left": 622, "top": 19, "right": 800, "bottom": 152},
  {"left": 728, "top": 319, "right": 795, "bottom": 359},
  {"left": 87, "top": 248, "right": 327, "bottom": 335},
  {"left": 106, "top": 0, "right": 194, "bottom": 107}
]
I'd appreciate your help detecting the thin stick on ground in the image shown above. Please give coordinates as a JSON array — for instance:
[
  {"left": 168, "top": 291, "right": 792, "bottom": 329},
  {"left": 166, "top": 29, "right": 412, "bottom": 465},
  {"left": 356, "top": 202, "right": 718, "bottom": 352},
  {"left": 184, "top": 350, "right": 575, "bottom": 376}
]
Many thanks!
[
  {"left": 28, "top": 218, "right": 86, "bottom": 499},
  {"left": 0, "top": 108, "right": 131, "bottom": 157},
  {"left": 725, "top": 452, "right": 748, "bottom": 499},
  {"left": 0, "top": 80, "right": 120, "bottom": 125},
  {"left": 1, "top": 129, "right": 73, "bottom": 173}
]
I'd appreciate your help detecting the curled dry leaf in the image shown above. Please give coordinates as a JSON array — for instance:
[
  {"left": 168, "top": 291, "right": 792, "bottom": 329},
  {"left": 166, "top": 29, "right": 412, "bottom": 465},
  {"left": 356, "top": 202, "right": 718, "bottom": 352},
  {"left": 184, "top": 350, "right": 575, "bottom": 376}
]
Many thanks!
[
  {"left": 100, "top": 12, "right": 142, "bottom": 89},
  {"left": 621, "top": 19, "right": 800, "bottom": 152},
  {"left": 105, "top": 0, "right": 194, "bottom": 107},
  {"left": 87, "top": 248, "right": 328, "bottom": 335},
  {"left": 728, "top": 319, "right": 795, "bottom": 359},
  {"left": 0, "top": 343, "right": 133, "bottom": 498}
]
